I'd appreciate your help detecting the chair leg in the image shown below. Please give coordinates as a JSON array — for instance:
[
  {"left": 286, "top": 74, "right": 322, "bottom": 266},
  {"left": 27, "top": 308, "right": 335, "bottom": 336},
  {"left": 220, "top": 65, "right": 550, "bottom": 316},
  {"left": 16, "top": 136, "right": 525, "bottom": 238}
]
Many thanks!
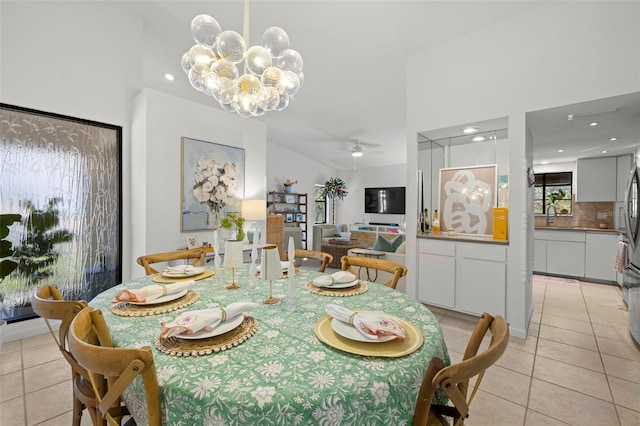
[{"left": 72, "top": 396, "right": 83, "bottom": 426}]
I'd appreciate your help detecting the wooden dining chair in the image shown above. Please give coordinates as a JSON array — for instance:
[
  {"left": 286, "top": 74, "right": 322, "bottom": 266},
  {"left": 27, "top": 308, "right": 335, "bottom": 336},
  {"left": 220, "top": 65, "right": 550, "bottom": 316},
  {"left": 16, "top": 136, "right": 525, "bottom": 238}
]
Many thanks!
[
  {"left": 340, "top": 255, "right": 407, "bottom": 289},
  {"left": 412, "top": 313, "right": 510, "bottom": 426},
  {"left": 31, "top": 285, "right": 99, "bottom": 426},
  {"left": 136, "top": 248, "right": 206, "bottom": 275},
  {"left": 68, "top": 306, "right": 162, "bottom": 426},
  {"left": 287, "top": 249, "right": 333, "bottom": 272}
]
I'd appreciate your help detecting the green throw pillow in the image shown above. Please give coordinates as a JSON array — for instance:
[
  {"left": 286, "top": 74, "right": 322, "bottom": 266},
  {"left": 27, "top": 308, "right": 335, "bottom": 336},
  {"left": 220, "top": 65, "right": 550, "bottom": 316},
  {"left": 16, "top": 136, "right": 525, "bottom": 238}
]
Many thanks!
[
  {"left": 373, "top": 235, "right": 395, "bottom": 252},
  {"left": 391, "top": 235, "right": 404, "bottom": 250}
]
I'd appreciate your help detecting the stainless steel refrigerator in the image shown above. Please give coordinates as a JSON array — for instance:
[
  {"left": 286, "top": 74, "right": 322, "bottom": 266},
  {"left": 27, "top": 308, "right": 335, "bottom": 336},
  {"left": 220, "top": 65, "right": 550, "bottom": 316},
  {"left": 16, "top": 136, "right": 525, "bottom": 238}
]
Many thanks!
[{"left": 623, "top": 147, "right": 640, "bottom": 345}]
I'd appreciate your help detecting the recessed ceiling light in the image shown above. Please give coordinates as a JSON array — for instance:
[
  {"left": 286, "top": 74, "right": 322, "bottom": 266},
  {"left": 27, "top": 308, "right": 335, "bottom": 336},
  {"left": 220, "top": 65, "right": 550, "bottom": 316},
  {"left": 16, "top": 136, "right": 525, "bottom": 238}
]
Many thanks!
[
  {"left": 472, "top": 136, "right": 485, "bottom": 142},
  {"left": 463, "top": 127, "right": 479, "bottom": 134},
  {"left": 558, "top": 149, "right": 564, "bottom": 153},
  {"left": 589, "top": 122, "right": 599, "bottom": 126},
  {"left": 540, "top": 161, "right": 550, "bottom": 165},
  {"left": 610, "top": 137, "right": 618, "bottom": 141},
  {"left": 601, "top": 150, "right": 608, "bottom": 154},
  {"left": 164, "top": 73, "right": 175, "bottom": 81}
]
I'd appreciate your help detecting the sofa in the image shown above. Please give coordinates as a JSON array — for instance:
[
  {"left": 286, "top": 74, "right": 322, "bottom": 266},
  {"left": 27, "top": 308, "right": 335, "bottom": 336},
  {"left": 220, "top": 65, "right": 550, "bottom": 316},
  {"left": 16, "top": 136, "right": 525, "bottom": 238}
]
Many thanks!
[
  {"left": 312, "top": 224, "right": 407, "bottom": 292},
  {"left": 347, "top": 232, "right": 407, "bottom": 292},
  {"left": 312, "top": 224, "right": 349, "bottom": 251}
]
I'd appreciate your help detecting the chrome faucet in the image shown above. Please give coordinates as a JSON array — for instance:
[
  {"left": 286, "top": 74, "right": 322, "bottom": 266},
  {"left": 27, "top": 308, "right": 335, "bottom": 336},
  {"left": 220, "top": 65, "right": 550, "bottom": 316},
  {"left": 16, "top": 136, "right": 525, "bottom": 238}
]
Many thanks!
[{"left": 546, "top": 204, "right": 557, "bottom": 226}]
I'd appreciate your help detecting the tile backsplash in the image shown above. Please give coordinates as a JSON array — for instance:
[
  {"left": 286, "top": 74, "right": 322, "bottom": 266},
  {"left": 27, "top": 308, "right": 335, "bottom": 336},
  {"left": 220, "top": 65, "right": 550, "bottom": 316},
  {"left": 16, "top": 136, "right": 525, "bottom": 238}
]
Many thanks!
[{"left": 534, "top": 195, "right": 615, "bottom": 229}]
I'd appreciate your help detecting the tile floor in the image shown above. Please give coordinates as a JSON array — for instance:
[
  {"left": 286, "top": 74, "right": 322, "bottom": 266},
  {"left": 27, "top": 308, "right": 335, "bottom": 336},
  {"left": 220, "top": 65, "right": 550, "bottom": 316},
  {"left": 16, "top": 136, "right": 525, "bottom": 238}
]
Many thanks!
[{"left": 1, "top": 274, "right": 639, "bottom": 425}]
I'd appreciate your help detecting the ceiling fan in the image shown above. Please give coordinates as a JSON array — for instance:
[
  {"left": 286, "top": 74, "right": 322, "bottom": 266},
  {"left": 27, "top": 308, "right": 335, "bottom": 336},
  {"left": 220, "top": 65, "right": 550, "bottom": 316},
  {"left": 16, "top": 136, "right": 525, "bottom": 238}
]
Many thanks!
[{"left": 348, "top": 139, "right": 382, "bottom": 158}]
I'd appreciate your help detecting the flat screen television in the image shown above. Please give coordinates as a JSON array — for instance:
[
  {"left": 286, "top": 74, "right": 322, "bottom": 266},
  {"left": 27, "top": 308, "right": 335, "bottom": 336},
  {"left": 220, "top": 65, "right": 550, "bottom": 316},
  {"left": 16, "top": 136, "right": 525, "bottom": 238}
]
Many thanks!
[{"left": 364, "top": 187, "right": 406, "bottom": 214}]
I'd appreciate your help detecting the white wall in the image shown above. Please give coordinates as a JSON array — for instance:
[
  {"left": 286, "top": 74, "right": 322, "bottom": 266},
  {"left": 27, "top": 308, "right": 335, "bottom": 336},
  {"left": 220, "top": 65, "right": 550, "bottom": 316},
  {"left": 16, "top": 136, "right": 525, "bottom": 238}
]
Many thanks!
[
  {"left": 338, "top": 164, "right": 408, "bottom": 226},
  {"left": 266, "top": 141, "right": 337, "bottom": 249},
  {"left": 1, "top": 1, "right": 143, "bottom": 341},
  {"left": 131, "top": 89, "right": 267, "bottom": 278},
  {"left": 407, "top": 1, "right": 640, "bottom": 338}
]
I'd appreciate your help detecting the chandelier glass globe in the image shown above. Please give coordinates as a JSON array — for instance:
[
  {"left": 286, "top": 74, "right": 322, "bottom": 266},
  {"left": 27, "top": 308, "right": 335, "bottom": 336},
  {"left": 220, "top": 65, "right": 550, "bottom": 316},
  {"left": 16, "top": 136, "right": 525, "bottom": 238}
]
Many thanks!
[{"left": 182, "top": 13, "right": 303, "bottom": 117}]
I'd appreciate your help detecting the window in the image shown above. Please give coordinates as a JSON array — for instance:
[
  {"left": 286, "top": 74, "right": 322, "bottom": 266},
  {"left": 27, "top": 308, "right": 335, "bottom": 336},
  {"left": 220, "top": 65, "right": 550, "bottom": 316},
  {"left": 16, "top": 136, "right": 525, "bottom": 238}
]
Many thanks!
[
  {"left": 534, "top": 172, "right": 572, "bottom": 215},
  {"left": 314, "top": 184, "right": 327, "bottom": 224}
]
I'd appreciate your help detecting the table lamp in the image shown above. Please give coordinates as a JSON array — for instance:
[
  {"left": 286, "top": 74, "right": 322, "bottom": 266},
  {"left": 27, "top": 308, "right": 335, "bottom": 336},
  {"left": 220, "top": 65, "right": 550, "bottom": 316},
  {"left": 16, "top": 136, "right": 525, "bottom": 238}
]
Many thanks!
[
  {"left": 242, "top": 199, "right": 267, "bottom": 244},
  {"left": 223, "top": 240, "right": 243, "bottom": 290},
  {"left": 260, "top": 244, "right": 282, "bottom": 304}
]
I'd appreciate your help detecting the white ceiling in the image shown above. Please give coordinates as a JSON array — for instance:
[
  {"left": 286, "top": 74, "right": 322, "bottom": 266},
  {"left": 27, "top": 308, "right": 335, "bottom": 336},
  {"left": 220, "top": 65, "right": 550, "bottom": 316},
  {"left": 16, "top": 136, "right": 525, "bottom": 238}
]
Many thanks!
[
  {"left": 133, "top": 1, "right": 546, "bottom": 170},
  {"left": 527, "top": 92, "right": 640, "bottom": 165}
]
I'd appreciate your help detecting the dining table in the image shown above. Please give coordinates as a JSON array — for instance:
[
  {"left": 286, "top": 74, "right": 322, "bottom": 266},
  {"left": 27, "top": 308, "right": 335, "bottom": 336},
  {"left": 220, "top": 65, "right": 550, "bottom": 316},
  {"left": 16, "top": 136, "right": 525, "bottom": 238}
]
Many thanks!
[{"left": 89, "top": 264, "right": 450, "bottom": 425}]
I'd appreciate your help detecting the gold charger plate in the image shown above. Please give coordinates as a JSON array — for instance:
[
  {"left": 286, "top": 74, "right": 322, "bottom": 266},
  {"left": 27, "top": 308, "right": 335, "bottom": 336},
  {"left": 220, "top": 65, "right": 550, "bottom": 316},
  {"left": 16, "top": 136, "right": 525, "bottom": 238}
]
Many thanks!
[
  {"left": 153, "top": 268, "right": 215, "bottom": 283},
  {"left": 306, "top": 280, "right": 368, "bottom": 297},
  {"left": 314, "top": 314, "right": 423, "bottom": 357},
  {"left": 112, "top": 290, "right": 200, "bottom": 317},
  {"left": 155, "top": 315, "right": 258, "bottom": 357}
]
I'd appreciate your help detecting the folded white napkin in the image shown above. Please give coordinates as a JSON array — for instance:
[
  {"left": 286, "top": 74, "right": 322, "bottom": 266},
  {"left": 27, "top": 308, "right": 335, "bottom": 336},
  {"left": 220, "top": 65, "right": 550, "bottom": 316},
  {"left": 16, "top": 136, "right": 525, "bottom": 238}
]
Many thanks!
[
  {"left": 160, "top": 301, "right": 259, "bottom": 338},
  {"left": 113, "top": 281, "right": 195, "bottom": 303},
  {"left": 312, "top": 271, "right": 357, "bottom": 287},
  {"left": 256, "top": 261, "right": 289, "bottom": 272},
  {"left": 164, "top": 265, "right": 199, "bottom": 275},
  {"left": 325, "top": 304, "right": 407, "bottom": 341}
]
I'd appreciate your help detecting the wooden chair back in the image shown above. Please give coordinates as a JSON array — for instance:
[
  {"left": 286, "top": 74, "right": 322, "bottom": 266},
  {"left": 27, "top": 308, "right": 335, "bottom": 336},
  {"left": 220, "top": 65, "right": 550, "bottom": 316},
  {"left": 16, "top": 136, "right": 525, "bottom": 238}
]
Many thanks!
[
  {"left": 340, "top": 255, "right": 407, "bottom": 289},
  {"left": 287, "top": 249, "right": 333, "bottom": 272},
  {"left": 136, "top": 248, "right": 206, "bottom": 275},
  {"left": 31, "top": 285, "right": 98, "bottom": 426},
  {"left": 68, "top": 307, "right": 162, "bottom": 426},
  {"left": 412, "top": 313, "right": 510, "bottom": 426}
]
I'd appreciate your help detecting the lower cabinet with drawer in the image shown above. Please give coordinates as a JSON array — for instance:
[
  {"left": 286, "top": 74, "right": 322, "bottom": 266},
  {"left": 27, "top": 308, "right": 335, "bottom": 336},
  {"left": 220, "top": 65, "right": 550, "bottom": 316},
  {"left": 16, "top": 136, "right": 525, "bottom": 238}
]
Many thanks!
[{"left": 418, "top": 239, "right": 507, "bottom": 316}]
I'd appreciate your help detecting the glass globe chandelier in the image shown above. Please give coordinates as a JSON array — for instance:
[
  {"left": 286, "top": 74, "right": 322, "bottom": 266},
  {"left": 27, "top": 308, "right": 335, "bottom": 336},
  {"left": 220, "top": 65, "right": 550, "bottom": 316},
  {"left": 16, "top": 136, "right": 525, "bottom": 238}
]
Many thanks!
[{"left": 181, "top": 1, "right": 303, "bottom": 118}]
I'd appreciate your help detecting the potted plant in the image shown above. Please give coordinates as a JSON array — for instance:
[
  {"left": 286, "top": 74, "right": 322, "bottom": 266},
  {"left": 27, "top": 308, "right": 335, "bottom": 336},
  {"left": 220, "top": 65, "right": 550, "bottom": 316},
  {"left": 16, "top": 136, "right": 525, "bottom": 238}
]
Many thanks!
[
  {"left": 283, "top": 178, "right": 297, "bottom": 193},
  {"left": 547, "top": 188, "right": 567, "bottom": 207},
  {"left": 221, "top": 213, "right": 246, "bottom": 241},
  {"left": 321, "top": 177, "right": 348, "bottom": 224}
]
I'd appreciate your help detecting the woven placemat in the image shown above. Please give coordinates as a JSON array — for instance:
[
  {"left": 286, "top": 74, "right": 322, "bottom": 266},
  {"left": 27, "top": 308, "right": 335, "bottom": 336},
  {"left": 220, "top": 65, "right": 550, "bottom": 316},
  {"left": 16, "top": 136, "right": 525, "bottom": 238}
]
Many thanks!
[
  {"left": 111, "top": 290, "right": 200, "bottom": 317},
  {"left": 154, "top": 316, "right": 258, "bottom": 357},
  {"left": 305, "top": 280, "right": 369, "bottom": 297},
  {"left": 152, "top": 269, "right": 215, "bottom": 283}
]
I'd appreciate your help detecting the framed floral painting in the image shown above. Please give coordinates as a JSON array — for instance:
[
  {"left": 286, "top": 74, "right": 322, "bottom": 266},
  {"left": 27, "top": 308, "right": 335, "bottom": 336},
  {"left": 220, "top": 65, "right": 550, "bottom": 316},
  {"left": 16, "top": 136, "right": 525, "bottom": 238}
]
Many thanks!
[{"left": 181, "top": 137, "right": 245, "bottom": 231}]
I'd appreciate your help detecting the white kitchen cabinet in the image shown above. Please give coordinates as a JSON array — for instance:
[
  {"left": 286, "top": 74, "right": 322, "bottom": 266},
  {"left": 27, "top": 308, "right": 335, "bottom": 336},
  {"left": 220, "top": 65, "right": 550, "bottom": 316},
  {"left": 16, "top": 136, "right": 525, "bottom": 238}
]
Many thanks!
[
  {"left": 533, "top": 239, "right": 547, "bottom": 272},
  {"left": 417, "top": 239, "right": 506, "bottom": 316},
  {"left": 456, "top": 244, "right": 507, "bottom": 316},
  {"left": 617, "top": 154, "right": 633, "bottom": 202},
  {"left": 577, "top": 157, "right": 616, "bottom": 202},
  {"left": 418, "top": 253, "right": 455, "bottom": 308},
  {"left": 546, "top": 241, "right": 585, "bottom": 277},
  {"left": 585, "top": 232, "right": 618, "bottom": 281},
  {"left": 418, "top": 239, "right": 455, "bottom": 308}
]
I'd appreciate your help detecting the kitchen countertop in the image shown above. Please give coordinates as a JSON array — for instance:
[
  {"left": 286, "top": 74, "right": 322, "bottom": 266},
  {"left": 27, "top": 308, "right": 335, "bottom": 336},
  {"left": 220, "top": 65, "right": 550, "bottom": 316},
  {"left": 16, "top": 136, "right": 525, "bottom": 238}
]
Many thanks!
[
  {"left": 535, "top": 226, "right": 623, "bottom": 234},
  {"left": 417, "top": 232, "right": 509, "bottom": 245}
]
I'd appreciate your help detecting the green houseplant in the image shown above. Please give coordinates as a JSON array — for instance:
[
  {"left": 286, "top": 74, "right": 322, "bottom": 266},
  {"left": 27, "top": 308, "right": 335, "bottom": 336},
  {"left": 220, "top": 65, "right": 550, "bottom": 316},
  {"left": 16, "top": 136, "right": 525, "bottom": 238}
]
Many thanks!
[
  {"left": 546, "top": 188, "right": 567, "bottom": 207},
  {"left": 321, "top": 177, "right": 348, "bottom": 224},
  {"left": 221, "top": 213, "right": 246, "bottom": 241}
]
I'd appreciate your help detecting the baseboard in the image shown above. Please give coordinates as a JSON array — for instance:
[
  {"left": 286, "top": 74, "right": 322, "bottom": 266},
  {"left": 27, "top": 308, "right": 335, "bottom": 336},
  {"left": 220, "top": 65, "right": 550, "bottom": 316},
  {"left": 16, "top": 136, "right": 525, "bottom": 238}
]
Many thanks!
[{"left": 1, "top": 317, "right": 60, "bottom": 345}]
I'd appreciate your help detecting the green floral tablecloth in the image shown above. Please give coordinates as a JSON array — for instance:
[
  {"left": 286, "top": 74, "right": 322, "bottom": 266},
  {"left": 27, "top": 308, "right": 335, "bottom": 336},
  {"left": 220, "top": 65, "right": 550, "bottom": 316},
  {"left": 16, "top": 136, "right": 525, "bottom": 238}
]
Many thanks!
[{"left": 90, "top": 267, "right": 450, "bottom": 425}]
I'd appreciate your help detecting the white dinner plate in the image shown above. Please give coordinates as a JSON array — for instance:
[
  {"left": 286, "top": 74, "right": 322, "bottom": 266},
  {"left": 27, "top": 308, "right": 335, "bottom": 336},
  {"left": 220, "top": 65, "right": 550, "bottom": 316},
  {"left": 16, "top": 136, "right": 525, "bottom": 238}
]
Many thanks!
[
  {"left": 314, "top": 279, "right": 359, "bottom": 289},
  {"left": 177, "top": 315, "right": 245, "bottom": 340},
  {"left": 129, "top": 289, "right": 188, "bottom": 306},
  {"left": 162, "top": 267, "right": 204, "bottom": 278},
  {"left": 330, "top": 317, "right": 396, "bottom": 343}
]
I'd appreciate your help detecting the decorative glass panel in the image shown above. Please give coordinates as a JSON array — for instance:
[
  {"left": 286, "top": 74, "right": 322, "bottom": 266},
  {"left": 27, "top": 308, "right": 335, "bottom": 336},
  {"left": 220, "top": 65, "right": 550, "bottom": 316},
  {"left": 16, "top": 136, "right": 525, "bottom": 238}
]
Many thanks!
[{"left": 0, "top": 105, "right": 121, "bottom": 322}]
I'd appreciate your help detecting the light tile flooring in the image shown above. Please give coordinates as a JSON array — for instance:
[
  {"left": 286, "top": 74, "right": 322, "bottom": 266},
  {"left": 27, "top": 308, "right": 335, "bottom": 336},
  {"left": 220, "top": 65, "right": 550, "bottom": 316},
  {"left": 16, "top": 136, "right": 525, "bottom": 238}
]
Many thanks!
[{"left": 1, "top": 274, "right": 639, "bottom": 425}]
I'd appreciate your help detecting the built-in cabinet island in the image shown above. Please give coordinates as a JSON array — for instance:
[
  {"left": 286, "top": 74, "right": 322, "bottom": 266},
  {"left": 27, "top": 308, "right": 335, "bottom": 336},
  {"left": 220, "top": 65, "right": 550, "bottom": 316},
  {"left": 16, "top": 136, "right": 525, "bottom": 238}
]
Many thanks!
[{"left": 414, "top": 118, "right": 512, "bottom": 319}]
